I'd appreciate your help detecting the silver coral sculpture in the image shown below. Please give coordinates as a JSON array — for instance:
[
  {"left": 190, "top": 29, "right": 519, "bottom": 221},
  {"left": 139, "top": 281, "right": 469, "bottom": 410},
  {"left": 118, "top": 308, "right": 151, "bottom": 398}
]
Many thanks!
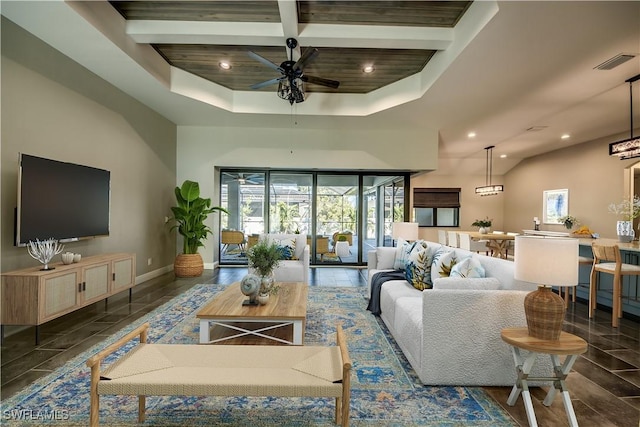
[{"left": 27, "top": 238, "right": 64, "bottom": 270}]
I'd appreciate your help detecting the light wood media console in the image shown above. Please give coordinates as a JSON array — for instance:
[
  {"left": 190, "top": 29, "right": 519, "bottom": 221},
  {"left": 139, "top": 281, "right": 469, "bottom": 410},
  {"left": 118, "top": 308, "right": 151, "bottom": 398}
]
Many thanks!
[{"left": 1, "top": 253, "right": 136, "bottom": 344}]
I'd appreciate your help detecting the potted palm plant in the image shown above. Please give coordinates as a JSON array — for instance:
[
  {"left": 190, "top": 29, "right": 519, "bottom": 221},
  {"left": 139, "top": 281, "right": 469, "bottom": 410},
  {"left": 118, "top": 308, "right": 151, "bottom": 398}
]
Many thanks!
[{"left": 169, "top": 180, "right": 228, "bottom": 277}]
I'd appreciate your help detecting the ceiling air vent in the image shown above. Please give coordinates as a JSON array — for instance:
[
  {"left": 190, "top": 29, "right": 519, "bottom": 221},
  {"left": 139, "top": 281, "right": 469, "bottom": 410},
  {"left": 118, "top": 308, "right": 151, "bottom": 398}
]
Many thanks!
[
  {"left": 526, "top": 126, "right": 548, "bottom": 132},
  {"left": 595, "top": 53, "right": 637, "bottom": 70}
]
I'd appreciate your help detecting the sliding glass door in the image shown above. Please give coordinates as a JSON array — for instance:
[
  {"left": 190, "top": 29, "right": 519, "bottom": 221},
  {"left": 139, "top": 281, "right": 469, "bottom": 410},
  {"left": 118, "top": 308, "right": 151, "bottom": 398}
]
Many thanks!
[
  {"left": 315, "top": 175, "right": 358, "bottom": 264},
  {"left": 218, "top": 169, "right": 407, "bottom": 266}
]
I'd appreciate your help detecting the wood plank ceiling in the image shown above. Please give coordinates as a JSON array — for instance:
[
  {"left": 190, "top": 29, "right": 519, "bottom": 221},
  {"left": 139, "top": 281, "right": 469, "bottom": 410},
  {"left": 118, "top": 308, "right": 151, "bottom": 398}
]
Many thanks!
[{"left": 109, "top": 1, "right": 472, "bottom": 94}]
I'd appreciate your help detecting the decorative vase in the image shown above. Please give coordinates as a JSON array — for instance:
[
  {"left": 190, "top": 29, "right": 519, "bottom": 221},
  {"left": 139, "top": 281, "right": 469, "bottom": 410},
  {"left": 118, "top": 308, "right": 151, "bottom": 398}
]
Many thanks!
[
  {"left": 61, "top": 252, "right": 74, "bottom": 265},
  {"left": 260, "top": 273, "right": 275, "bottom": 295},
  {"left": 479, "top": 227, "right": 488, "bottom": 234},
  {"left": 257, "top": 293, "right": 270, "bottom": 305},
  {"left": 617, "top": 220, "right": 635, "bottom": 243},
  {"left": 524, "top": 285, "right": 565, "bottom": 340},
  {"left": 174, "top": 253, "right": 204, "bottom": 277}
]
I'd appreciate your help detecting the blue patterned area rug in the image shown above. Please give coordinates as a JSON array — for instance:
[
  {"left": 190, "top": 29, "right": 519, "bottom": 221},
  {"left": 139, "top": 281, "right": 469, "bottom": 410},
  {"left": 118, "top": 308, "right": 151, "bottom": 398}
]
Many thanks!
[{"left": 2, "top": 285, "right": 515, "bottom": 426}]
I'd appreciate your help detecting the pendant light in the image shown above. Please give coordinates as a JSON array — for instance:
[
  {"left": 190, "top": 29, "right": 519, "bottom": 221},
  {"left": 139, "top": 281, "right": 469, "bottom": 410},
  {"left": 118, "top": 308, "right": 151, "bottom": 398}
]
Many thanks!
[
  {"left": 475, "top": 145, "right": 504, "bottom": 196},
  {"left": 609, "top": 73, "right": 640, "bottom": 159}
]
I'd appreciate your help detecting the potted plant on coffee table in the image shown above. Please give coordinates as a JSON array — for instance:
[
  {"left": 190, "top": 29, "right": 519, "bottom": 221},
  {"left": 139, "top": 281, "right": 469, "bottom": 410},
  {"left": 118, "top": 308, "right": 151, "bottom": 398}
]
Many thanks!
[
  {"left": 169, "top": 180, "right": 228, "bottom": 277},
  {"left": 246, "top": 238, "right": 282, "bottom": 300}
]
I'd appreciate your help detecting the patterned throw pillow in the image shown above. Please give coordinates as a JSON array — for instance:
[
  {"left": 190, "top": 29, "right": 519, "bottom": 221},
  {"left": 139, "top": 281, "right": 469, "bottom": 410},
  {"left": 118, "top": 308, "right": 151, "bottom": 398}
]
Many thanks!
[
  {"left": 393, "top": 238, "right": 416, "bottom": 270},
  {"left": 404, "top": 241, "right": 436, "bottom": 290},
  {"left": 450, "top": 255, "right": 486, "bottom": 278},
  {"left": 274, "top": 238, "right": 297, "bottom": 260},
  {"left": 430, "top": 249, "right": 458, "bottom": 283}
]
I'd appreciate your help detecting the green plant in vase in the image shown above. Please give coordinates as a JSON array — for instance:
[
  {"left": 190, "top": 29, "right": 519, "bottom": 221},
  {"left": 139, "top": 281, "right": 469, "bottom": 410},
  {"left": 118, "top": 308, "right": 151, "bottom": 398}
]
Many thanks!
[
  {"left": 471, "top": 217, "right": 492, "bottom": 233},
  {"left": 558, "top": 215, "right": 579, "bottom": 230},
  {"left": 246, "top": 238, "right": 282, "bottom": 295}
]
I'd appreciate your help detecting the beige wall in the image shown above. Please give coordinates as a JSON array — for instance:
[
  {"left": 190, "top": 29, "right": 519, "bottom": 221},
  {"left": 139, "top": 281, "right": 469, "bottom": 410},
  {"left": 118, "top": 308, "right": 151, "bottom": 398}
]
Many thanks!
[
  {"left": 1, "top": 19, "right": 177, "bottom": 276},
  {"left": 177, "top": 125, "right": 439, "bottom": 265},
  {"left": 504, "top": 131, "right": 639, "bottom": 239}
]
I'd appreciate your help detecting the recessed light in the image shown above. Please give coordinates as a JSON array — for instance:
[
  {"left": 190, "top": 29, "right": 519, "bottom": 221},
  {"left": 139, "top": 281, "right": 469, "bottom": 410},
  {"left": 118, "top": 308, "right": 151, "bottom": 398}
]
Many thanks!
[
  {"left": 219, "top": 61, "right": 231, "bottom": 70},
  {"left": 561, "top": 134, "right": 570, "bottom": 140},
  {"left": 467, "top": 132, "right": 476, "bottom": 138},
  {"left": 363, "top": 65, "right": 375, "bottom": 73},
  {"left": 500, "top": 154, "right": 507, "bottom": 158}
]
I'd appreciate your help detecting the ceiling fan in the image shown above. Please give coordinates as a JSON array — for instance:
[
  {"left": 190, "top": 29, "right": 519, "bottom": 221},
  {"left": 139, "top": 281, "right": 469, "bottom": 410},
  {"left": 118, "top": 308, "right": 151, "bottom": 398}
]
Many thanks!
[
  {"left": 223, "top": 172, "right": 263, "bottom": 185},
  {"left": 248, "top": 38, "right": 340, "bottom": 105}
]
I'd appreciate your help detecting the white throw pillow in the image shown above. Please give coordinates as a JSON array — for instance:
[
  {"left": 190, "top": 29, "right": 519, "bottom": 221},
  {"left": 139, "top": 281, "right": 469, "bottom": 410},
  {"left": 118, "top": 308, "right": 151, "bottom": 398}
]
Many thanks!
[
  {"left": 450, "top": 255, "right": 486, "bottom": 278},
  {"left": 393, "top": 238, "right": 416, "bottom": 270},
  {"left": 430, "top": 248, "right": 458, "bottom": 283},
  {"left": 376, "top": 248, "right": 397, "bottom": 270},
  {"left": 432, "top": 277, "right": 502, "bottom": 290}
]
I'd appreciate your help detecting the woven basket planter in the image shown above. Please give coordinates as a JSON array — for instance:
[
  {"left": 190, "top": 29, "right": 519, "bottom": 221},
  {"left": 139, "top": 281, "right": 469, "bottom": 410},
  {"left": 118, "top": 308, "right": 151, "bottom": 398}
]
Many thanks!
[{"left": 174, "top": 253, "right": 204, "bottom": 278}]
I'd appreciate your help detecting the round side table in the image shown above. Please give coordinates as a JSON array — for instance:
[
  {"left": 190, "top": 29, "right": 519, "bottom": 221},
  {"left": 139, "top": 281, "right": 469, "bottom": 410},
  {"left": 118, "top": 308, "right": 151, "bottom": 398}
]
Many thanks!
[{"left": 501, "top": 327, "right": 587, "bottom": 427}]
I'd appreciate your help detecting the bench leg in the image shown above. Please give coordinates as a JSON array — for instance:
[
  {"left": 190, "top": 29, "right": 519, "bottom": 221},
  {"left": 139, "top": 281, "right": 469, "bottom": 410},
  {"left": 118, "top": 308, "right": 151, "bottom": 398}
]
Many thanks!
[
  {"left": 138, "top": 395, "right": 146, "bottom": 423},
  {"left": 89, "top": 366, "right": 100, "bottom": 427},
  {"left": 335, "top": 397, "right": 341, "bottom": 425}
]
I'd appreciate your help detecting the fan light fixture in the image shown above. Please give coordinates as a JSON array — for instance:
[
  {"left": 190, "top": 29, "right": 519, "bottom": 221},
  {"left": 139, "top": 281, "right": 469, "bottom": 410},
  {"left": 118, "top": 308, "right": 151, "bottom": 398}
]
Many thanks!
[
  {"left": 278, "top": 78, "right": 305, "bottom": 104},
  {"left": 475, "top": 145, "right": 504, "bottom": 196}
]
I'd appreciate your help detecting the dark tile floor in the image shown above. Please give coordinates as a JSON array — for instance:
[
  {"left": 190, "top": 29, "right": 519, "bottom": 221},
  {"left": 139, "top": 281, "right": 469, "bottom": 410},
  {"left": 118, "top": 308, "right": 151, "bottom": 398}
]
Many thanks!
[{"left": 1, "top": 267, "right": 639, "bottom": 426}]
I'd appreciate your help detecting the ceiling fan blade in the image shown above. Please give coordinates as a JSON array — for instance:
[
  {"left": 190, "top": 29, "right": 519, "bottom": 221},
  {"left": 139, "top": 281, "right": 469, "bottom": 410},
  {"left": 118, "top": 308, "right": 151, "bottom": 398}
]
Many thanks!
[
  {"left": 301, "top": 74, "right": 340, "bottom": 89},
  {"left": 293, "top": 48, "right": 319, "bottom": 71},
  {"left": 250, "top": 77, "right": 284, "bottom": 90},
  {"left": 247, "top": 51, "right": 284, "bottom": 73}
]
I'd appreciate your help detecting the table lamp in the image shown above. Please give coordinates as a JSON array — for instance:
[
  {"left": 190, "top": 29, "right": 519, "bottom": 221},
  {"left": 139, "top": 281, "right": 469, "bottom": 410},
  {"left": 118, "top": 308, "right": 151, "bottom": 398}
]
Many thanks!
[
  {"left": 392, "top": 222, "right": 419, "bottom": 243},
  {"left": 514, "top": 235, "right": 578, "bottom": 340}
]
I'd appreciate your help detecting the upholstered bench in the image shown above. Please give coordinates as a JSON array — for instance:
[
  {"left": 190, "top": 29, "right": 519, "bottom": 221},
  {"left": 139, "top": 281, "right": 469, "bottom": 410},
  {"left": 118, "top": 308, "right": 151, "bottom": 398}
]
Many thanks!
[{"left": 86, "top": 322, "right": 351, "bottom": 426}]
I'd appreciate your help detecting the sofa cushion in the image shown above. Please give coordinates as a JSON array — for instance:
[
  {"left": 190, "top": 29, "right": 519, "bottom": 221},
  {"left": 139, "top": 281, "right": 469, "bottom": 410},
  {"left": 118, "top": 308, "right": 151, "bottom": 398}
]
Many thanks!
[
  {"left": 392, "top": 297, "right": 423, "bottom": 371},
  {"left": 405, "top": 241, "right": 437, "bottom": 290},
  {"left": 376, "top": 248, "right": 397, "bottom": 270},
  {"left": 393, "top": 238, "right": 416, "bottom": 270},
  {"left": 450, "top": 255, "right": 485, "bottom": 278},
  {"left": 432, "top": 277, "right": 502, "bottom": 290},
  {"left": 379, "top": 281, "right": 420, "bottom": 327},
  {"left": 431, "top": 248, "right": 458, "bottom": 282}
]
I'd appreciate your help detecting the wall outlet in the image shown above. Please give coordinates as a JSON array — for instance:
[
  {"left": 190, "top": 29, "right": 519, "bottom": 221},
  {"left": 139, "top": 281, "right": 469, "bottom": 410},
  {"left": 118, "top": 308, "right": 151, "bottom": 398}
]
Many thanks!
[{"left": 147, "top": 257, "right": 152, "bottom": 266}]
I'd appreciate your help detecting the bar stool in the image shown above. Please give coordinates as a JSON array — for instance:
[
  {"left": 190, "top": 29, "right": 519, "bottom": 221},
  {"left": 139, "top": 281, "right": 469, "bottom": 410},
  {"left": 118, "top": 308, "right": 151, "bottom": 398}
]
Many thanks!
[
  {"left": 590, "top": 243, "right": 640, "bottom": 327},
  {"left": 562, "top": 255, "right": 593, "bottom": 307}
]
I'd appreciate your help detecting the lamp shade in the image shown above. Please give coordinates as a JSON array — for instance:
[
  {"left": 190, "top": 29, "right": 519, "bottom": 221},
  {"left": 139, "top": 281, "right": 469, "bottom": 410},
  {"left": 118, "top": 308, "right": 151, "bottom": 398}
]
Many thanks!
[
  {"left": 514, "top": 236, "right": 579, "bottom": 287},
  {"left": 392, "top": 222, "right": 419, "bottom": 241}
]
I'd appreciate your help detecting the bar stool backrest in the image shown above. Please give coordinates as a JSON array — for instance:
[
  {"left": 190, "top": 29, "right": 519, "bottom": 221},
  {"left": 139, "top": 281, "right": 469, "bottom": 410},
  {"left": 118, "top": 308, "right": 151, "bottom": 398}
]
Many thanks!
[{"left": 591, "top": 244, "right": 621, "bottom": 265}]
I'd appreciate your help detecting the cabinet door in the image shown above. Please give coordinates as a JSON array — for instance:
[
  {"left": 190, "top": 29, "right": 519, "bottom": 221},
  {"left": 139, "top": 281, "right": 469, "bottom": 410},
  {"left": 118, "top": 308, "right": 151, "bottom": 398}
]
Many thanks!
[
  {"left": 82, "top": 262, "right": 110, "bottom": 304},
  {"left": 112, "top": 256, "right": 134, "bottom": 292},
  {"left": 41, "top": 270, "right": 80, "bottom": 321}
]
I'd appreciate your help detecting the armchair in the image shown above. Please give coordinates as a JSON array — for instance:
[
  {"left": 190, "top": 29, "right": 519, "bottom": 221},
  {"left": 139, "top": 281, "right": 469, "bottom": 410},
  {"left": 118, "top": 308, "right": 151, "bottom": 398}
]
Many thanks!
[
  {"left": 260, "top": 234, "right": 310, "bottom": 284},
  {"left": 221, "top": 230, "right": 246, "bottom": 254}
]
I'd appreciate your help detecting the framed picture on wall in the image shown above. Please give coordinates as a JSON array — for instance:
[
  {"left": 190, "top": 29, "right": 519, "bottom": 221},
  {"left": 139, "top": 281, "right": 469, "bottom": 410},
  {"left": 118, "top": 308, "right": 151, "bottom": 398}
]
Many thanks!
[{"left": 543, "top": 188, "right": 568, "bottom": 224}]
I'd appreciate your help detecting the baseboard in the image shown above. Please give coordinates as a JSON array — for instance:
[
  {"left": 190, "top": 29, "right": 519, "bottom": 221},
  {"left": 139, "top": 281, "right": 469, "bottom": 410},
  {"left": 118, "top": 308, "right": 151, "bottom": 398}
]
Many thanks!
[
  {"left": 205, "top": 261, "right": 219, "bottom": 270},
  {"left": 135, "top": 264, "right": 174, "bottom": 285}
]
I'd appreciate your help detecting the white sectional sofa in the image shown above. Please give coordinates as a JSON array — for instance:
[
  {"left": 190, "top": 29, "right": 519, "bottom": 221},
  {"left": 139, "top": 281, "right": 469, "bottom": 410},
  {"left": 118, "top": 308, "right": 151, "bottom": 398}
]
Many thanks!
[{"left": 367, "top": 242, "right": 551, "bottom": 386}]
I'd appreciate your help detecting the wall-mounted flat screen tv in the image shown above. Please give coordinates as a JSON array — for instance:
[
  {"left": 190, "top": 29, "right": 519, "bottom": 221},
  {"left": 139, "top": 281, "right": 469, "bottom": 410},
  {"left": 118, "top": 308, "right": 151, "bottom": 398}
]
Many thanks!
[{"left": 16, "top": 154, "right": 111, "bottom": 246}]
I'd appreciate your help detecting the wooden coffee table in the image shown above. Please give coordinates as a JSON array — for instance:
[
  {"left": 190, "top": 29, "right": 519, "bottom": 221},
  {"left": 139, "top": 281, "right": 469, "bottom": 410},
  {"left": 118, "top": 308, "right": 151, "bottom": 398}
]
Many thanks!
[{"left": 196, "top": 282, "right": 308, "bottom": 345}]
